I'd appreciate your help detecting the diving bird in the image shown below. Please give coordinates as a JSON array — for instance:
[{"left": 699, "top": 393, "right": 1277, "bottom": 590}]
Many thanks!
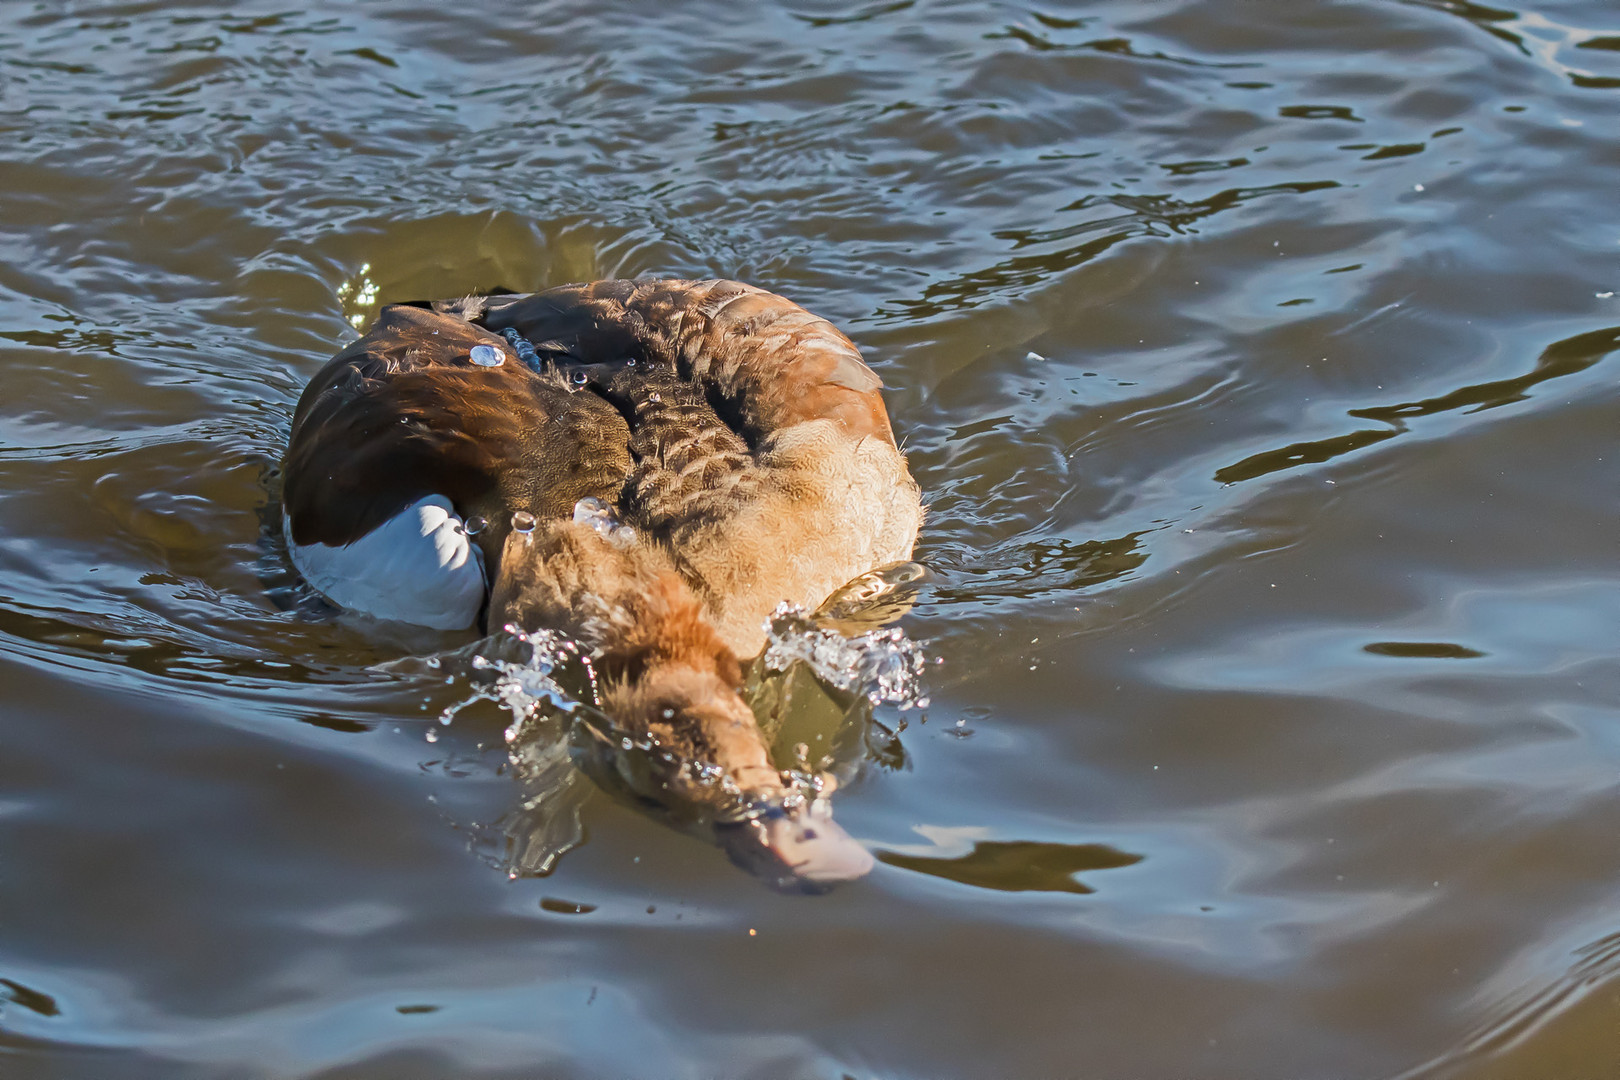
[{"left": 282, "top": 278, "right": 922, "bottom": 888}]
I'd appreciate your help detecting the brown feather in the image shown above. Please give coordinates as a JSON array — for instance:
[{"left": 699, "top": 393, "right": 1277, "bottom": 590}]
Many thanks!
[
  {"left": 283, "top": 304, "right": 633, "bottom": 568},
  {"left": 283, "top": 279, "right": 922, "bottom": 879},
  {"left": 477, "top": 278, "right": 895, "bottom": 446}
]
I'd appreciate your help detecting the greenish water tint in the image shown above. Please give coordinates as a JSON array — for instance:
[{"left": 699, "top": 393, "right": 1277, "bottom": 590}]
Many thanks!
[{"left": 3, "top": 0, "right": 1620, "bottom": 1076}]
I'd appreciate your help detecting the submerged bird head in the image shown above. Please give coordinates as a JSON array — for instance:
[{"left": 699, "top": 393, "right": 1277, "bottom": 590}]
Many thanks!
[
  {"left": 583, "top": 662, "right": 874, "bottom": 891},
  {"left": 495, "top": 519, "right": 875, "bottom": 891}
]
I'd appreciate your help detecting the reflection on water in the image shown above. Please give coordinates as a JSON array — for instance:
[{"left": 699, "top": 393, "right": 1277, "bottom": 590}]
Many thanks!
[
  {"left": 0, "top": 978, "right": 61, "bottom": 1019},
  {"left": 1364, "top": 641, "right": 1487, "bottom": 660},
  {"left": 538, "top": 897, "right": 598, "bottom": 916},
  {"left": 1395, "top": 931, "right": 1620, "bottom": 1079},
  {"left": 3, "top": 0, "right": 1620, "bottom": 1074},
  {"left": 879, "top": 839, "right": 1143, "bottom": 895},
  {"left": 1215, "top": 324, "right": 1620, "bottom": 483}
]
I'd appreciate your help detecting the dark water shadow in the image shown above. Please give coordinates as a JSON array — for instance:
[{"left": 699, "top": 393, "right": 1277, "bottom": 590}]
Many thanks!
[
  {"left": 1, "top": 977, "right": 61, "bottom": 1018},
  {"left": 1364, "top": 641, "right": 1486, "bottom": 659},
  {"left": 879, "top": 840, "right": 1144, "bottom": 895}
]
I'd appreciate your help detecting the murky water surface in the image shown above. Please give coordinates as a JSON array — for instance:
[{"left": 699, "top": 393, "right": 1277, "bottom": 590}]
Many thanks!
[{"left": 3, "top": 0, "right": 1619, "bottom": 1076}]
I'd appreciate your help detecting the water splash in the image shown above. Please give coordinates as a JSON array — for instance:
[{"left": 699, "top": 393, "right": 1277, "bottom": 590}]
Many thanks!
[
  {"left": 437, "top": 626, "right": 590, "bottom": 740},
  {"left": 763, "top": 603, "right": 931, "bottom": 710},
  {"left": 468, "top": 344, "right": 504, "bottom": 368},
  {"left": 572, "top": 496, "right": 637, "bottom": 547},
  {"left": 424, "top": 627, "right": 599, "bottom": 877},
  {"left": 426, "top": 600, "right": 928, "bottom": 880}
]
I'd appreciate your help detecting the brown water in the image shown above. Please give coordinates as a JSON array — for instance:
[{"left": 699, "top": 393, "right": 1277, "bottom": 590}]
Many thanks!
[{"left": 3, "top": 1, "right": 1620, "bottom": 1076}]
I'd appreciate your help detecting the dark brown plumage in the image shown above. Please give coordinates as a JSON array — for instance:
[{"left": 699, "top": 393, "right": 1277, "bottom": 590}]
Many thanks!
[{"left": 283, "top": 303, "right": 633, "bottom": 557}]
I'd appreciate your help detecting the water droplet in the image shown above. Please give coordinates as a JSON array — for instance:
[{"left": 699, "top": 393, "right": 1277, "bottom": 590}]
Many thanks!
[
  {"left": 469, "top": 344, "right": 504, "bottom": 368},
  {"left": 648, "top": 391, "right": 662, "bottom": 403},
  {"left": 573, "top": 496, "right": 610, "bottom": 525},
  {"left": 424, "top": 728, "right": 439, "bottom": 743},
  {"left": 624, "top": 355, "right": 638, "bottom": 367},
  {"left": 511, "top": 510, "right": 537, "bottom": 534},
  {"left": 570, "top": 369, "right": 588, "bottom": 386},
  {"left": 572, "top": 497, "right": 636, "bottom": 547},
  {"left": 464, "top": 515, "right": 487, "bottom": 535}
]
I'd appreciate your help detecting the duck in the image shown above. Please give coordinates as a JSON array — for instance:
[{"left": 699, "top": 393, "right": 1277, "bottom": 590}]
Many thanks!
[{"left": 282, "top": 278, "right": 923, "bottom": 888}]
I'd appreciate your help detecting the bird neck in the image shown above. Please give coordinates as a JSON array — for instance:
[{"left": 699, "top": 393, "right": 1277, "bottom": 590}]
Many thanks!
[{"left": 487, "top": 519, "right": 782, "bottom": 802}]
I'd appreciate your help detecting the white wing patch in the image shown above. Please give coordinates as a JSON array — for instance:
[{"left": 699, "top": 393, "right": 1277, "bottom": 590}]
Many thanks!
[{"left": 286, "top": 494, "right": 487, "bottom": 630}]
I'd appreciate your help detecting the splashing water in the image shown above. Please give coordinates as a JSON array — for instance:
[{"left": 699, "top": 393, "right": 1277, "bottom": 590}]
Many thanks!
[
  {"left": 572, "top": 497, "right": 637, "bottom": 547},
  {"left": 414, "top": 628, "right": 598, "bottom": 879},
  {"left": 422, "top": 603, "right": 928, "bottom": 878},
  {"left": 437, "top": 626, "right": 592, "bottom": 744},
  {"left": 431, "top": 594, "right": 930, "bottom": 757},
  {"left": 763, "top": 603, "right": 931, "bottom": 710}
]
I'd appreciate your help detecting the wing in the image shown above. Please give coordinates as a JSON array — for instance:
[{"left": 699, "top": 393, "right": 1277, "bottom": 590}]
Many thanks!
[
  {"left": 453, "top": 280, "right": 920, "bottom": 655},
  {"left": 469, "top": 278, "right": 896, "bottom": 447},
  {"left": 282, "top": 303, "right": 633, "bottom": 625}
]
